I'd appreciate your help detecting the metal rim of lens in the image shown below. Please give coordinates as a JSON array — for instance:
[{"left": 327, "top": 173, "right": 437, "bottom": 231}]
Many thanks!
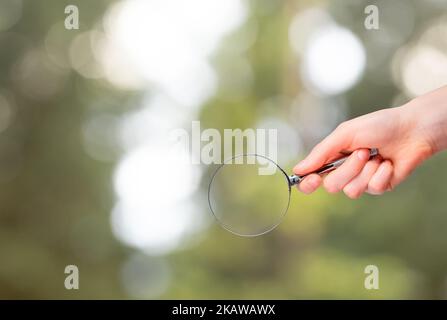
[{"left": 207, "top": 153, "right": 291, "bottom": 237}]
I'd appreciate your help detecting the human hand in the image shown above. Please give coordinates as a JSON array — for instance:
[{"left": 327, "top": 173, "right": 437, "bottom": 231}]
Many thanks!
[{"left": 293, "top": 86, "right": 447, "bottom": 198}]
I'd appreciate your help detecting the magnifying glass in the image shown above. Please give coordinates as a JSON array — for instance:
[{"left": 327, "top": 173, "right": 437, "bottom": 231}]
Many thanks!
[{"left": 208, "top": 148, "right": 378, "bottom": 237}]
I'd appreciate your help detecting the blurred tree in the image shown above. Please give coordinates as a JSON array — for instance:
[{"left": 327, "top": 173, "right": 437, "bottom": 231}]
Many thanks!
[{"left": 0, "top": 0, "right": 130, "bottom": 298}]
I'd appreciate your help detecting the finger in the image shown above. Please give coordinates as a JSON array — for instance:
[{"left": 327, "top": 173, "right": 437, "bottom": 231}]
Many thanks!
[
  {"left": 296, "top": 174, "right": 322, "bottom": 194},
  {"left": 366, "top": 160, "right": 393, "bottom": 195},
  {"left": 293, "top": 123, "right": 353, "bottom": 175},
  {"left": 322, "top": 149, "right": 370, "bottom": 193},
  {"left": 343, "top": 157, "right": 381, "bottom": 199},
  {"left": 391, "top": 156, "right": 422, "bottom": 188}
]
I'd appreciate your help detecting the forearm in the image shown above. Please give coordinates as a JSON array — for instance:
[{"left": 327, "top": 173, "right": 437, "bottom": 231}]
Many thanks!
[
  {"left": 295, "top": 85, "right": 447, "bottom": 197},
  {"left": 403, "top": 86, "right": 447, "bottom": 155}
]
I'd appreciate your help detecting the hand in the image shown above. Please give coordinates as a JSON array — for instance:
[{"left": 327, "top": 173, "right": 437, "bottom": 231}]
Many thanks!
[{"left": 293, "top": 86, "right": 447, "bottom": 198}]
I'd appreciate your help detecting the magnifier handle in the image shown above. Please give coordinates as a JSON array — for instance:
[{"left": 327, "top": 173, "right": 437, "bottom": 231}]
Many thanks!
[{"left": 289, "top": 148, "right": 378, "bottom": 186}]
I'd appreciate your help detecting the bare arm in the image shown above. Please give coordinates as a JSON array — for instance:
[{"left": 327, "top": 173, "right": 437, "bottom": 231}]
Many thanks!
[{"left": 294, "top": 86, "right": 447, "bottom": 198}]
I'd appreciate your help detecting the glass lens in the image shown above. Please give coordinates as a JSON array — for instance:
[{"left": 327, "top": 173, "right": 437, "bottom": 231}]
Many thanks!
[{"left": 208, "top": 154, "right": 291, "bottom": 237}]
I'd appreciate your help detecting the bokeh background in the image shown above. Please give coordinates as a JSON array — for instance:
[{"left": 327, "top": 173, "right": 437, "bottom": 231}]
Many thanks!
[{"left": 1, "top": 0, "right": 447, "bottom": 299}]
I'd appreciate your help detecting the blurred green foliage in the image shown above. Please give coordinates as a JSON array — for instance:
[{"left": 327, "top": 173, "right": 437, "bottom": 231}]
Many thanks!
[{"left": 1, "top": 0, "right": 447, "bottom": 299}]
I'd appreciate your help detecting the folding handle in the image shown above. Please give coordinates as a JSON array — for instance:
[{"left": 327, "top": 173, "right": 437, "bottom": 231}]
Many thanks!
[{"left": 289, "top": 148, "right": 378, "bottom": 186}]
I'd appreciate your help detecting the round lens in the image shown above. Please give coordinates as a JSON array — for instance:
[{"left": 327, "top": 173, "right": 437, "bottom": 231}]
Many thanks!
[{"left": 208, "top": 154, "right": 291, "bottom": 237}]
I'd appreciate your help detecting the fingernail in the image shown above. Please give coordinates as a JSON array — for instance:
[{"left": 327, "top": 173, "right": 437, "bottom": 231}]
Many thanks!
[{"left": 357, "top": 149, "right": 369, "bottom": 161}]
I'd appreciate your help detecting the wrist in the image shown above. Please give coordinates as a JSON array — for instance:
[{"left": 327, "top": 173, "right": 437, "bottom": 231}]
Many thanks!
[{"left": 405, "top": 86, "right": 447, "bottom": 155}]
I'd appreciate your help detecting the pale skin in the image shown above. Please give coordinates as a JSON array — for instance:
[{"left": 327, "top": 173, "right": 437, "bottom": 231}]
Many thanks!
[{"left": 294, "top": 86, "right": 447, "bottom": 198}]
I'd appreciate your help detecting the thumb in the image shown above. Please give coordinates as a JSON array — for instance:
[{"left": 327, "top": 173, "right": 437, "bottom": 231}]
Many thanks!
[{"left": 293, "top": 125, "right": 352, "bottom": 175}]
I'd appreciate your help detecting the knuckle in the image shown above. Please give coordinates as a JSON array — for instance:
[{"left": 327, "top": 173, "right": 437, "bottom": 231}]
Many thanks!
[
  {"left": 312, "top": 143, "right": 322, "bottom": 154},
  {"left": 323, "top": 178, "right": 339, "bottom": 194},
  {"left": 367, "top": 181, "right": 385, "bottom": 195},
  {"left": 336, "top": 122, "right": 347, "bottom": 131},
  {"left": 299, "top": 183, "right": 312, "bottom": 194},
  {"left": 343, "top": 185, "right": 360, "bottom": 199},
  {"left": 336, "top": 120, "right": 353, "bottom": 132}
]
